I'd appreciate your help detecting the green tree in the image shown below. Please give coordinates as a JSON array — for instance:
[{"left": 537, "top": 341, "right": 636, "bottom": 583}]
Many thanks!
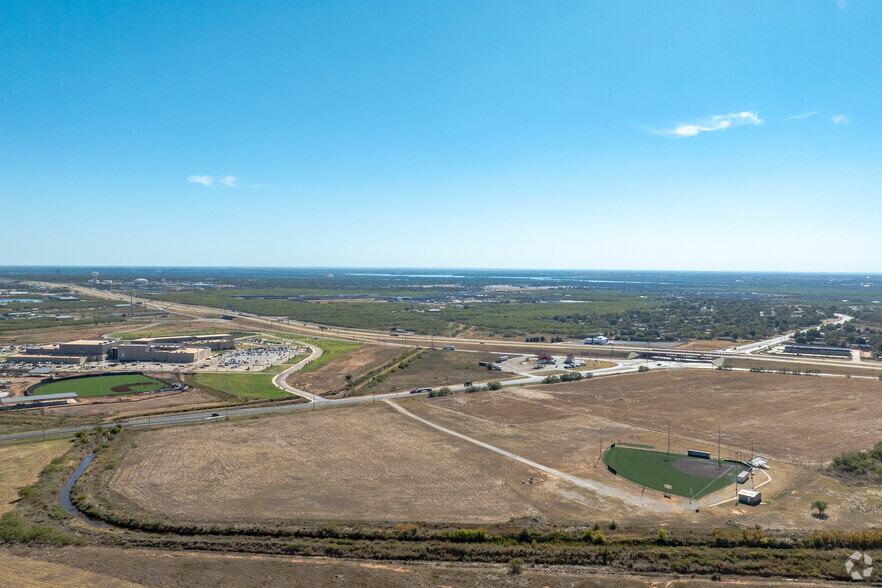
[{"left": 811, "top": 500, "right": 828, "bottom": 518}]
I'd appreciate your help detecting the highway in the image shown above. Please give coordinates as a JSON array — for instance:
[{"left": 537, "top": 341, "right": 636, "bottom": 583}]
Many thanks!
[{"left": 0, "top": 283, "right": 866, "bottom": 445}]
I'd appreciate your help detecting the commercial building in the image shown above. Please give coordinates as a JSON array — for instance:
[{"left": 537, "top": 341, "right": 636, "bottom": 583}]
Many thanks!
[
  {"left": 782, "top": 344, "right": 851, "bottom": 358},
  {"left": 584, "top": 336, "right": 609, "bottom": 345},
  {"left": 130, "top": 334, "right": 235, "bottom": 351},
  {"left": 6, "top": 354, "right": 85, "bottom": 365},
  {"left": 114, "top": 344, "right": 211, "bottom": 363},
  {"left": 21, "top": 339, "right": 113, "bottom": 362}
]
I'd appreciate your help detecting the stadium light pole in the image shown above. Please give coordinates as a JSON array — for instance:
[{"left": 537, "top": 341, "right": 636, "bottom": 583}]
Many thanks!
[{"left": 666, "top": 418, "right": 671, "bottom": 460}]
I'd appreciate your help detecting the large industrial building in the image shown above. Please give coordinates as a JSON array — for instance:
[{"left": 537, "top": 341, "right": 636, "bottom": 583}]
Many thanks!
[
  {"left": 19, "top": 339, "right": 114, "bottom": 362},
  {"left": 130, "top": 334, "right": 235, "bottom": 351},
  {"left": 114, "top": 343, "right": 211, "bottom": 363},
  {"left": 8, "top": 336, "right": 227, "bottom": 365}
]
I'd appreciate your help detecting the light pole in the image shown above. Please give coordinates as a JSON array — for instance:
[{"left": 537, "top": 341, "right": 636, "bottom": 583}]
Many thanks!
[{"left": 666, "top": 418, "right": 671, "bottom": 459}]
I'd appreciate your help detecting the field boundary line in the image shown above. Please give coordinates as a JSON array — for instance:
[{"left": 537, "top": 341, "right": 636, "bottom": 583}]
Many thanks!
[
  {"left": 705, "top": 469, "right": 773, "bottom": 507},
  {"left": 384, "top": 400, "right": 678, "bottom": 511}
]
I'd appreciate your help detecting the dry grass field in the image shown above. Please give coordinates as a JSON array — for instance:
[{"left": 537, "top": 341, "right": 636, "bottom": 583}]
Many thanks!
[
  {"left": 3, "top": 546, "right": 810, "bottom": 588},
  {"left": 94, "top": 369, "right": 882, "bottom": 532},
  {"left": 43, "top": 388, "right": 221, "bottom": 418},
  {"left": 104, "top": 404, "right": 595, "bottom": 525},
  {"left": 286, "top": 345, "right": 403, "bottom": 395},
  {"left": 0, "top": 550, "right": 142, "bottom": 588},
  {"left": 401, "top": 370, "right": 882, "bottom": 529},
  {"left": 0, "top": 440, "right": 71, "bottom": 514},
  {"left": 360, "top": 350, "right": 516, "bottom": 395}
]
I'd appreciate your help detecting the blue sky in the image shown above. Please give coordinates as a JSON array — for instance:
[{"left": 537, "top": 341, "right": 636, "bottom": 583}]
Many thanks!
[{"left": 2, "top": 1, "right": 880, "bottom": 271}]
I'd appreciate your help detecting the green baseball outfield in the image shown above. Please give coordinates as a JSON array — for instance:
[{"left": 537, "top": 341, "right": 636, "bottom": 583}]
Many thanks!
[
  {"left": 603, "top": 445, "right": 748, "bottom": 499},
  {"left": 31, "top": 374, "right": 172, "bottom": 398}
]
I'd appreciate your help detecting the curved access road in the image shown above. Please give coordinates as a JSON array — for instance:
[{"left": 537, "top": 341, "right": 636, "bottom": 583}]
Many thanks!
[{"left": 271, "top": 342, "right": 325, "bottom": 403}]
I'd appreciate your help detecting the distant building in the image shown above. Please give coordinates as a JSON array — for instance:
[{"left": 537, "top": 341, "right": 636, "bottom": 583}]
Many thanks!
[
  {"left": 114, "top": 344, "right": 210, "bottom": 363},
  {"left": 130, "top": 334, "right": 234, "bottom": 351},
  {"left": 536, "top": 354, "right": 554, "bottom": 364},
  {"left": 782, "top": 344, "right": 851, "bottom": 358},
  {"left": 584, "top": 336, "right": 608, "bottom": 345}
]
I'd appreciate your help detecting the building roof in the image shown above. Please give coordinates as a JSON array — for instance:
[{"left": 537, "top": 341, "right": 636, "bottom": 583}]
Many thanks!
[
  {"left": 65, "top": 339, "right": 110, "bottom": 345},
  {"left": 28, "top": 367, "right": 53, "bottom": 374},
  {"left": 1, "top": 392, "right": 77, "bottom": 404}
]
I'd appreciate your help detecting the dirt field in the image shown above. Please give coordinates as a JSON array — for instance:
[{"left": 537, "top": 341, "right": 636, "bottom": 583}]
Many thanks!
[
  {"left": 0, "top": 440, "right": 70, "bottom": 514},
  {"left": 287, "top": 345, "right": 404, "bottom": 396},
  {"left": 104, "top": 404, "right": 598, "bottom": 525},
  {"left": 1, "top": 546, "right": 813, "bottom": 588}
]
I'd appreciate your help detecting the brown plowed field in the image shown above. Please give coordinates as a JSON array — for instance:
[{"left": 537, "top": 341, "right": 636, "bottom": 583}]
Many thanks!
[
  {"left": 286, "top": 345, "right": 403, "bottom": 395},
  {"left": 105, "top": 404, "right": 598, "bottom": 525}
]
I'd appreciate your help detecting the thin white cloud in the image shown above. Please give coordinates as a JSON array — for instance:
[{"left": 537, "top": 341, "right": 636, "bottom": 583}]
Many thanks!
[
  {"left": 188, "top": 174, "right": 266, "bottom": 188},
  {"left": 187, "top": 175, "right": 214, "bottom": 187},
  {"left": 831, "top": 114, "right": 850, "bottom": 125},
  {"left": 786, "top": 110, "right": 822, "bottom": 120},
  {"left": 653, "top": 112, "right": 762, "bottom": 138}
]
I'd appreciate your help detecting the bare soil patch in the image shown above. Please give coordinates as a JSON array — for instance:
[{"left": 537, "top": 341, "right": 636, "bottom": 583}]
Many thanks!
[
  {"left": 103, "top": 404, "right": 598, "bottom": 525},
  {"left": 286, "top": 345, "right": 403, "bottom": 395}
]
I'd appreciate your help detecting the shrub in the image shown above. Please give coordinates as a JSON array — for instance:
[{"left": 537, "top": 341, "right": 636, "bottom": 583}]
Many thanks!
[
  {"left": 657, "top": 528, "right": 668, "bottom": 544},
  {"left": 638, "top": 365, "right": 650, "bottom": 372},
  {"left": 583, "top": 529, "right": 607, "bottom": 545},
  {"left": 509, "top": 557, "right": 524, "bottom": 575},
  {"left": 543, "top": 375, "right": 560, "bottom": 384},
  {"left": 486, "top": 381, "right": 502, "bottom": 391},
  {"left": 464, "top": 386, "right": 480, "bottom": 393},
  {"left": 608, "top": 520, "right": 618, "bottom": 530},
  {"left": 16, "top": 486, "right": 35, "bottom": 500}
]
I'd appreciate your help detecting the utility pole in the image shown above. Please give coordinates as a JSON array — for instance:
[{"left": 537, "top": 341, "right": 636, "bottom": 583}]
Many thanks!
[
  {"left": 718, "top": 425, "right": 722, "bottom": 466},
  {"left": 599, "top": 423, "right": 603, "bottom": 466}
]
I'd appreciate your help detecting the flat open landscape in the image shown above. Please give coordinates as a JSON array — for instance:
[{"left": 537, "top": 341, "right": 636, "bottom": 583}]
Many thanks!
[
  {"left": 103, "top": 403, "right": 597, "bottom": 525},
  {"left": 3, "top": 545, "right": 811, "bottom": 588},
  {"left": 355, "top": 349, "right": 516, "bottom": 395},
  {"left": 0, "top": 440, "right": 70, "bottom": 514},
  {"left": 286, "top": 342, "right": 402, "bottom": 396},
  {"left": 191, "top": 373, "right": 291, "bottom": 400}
]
